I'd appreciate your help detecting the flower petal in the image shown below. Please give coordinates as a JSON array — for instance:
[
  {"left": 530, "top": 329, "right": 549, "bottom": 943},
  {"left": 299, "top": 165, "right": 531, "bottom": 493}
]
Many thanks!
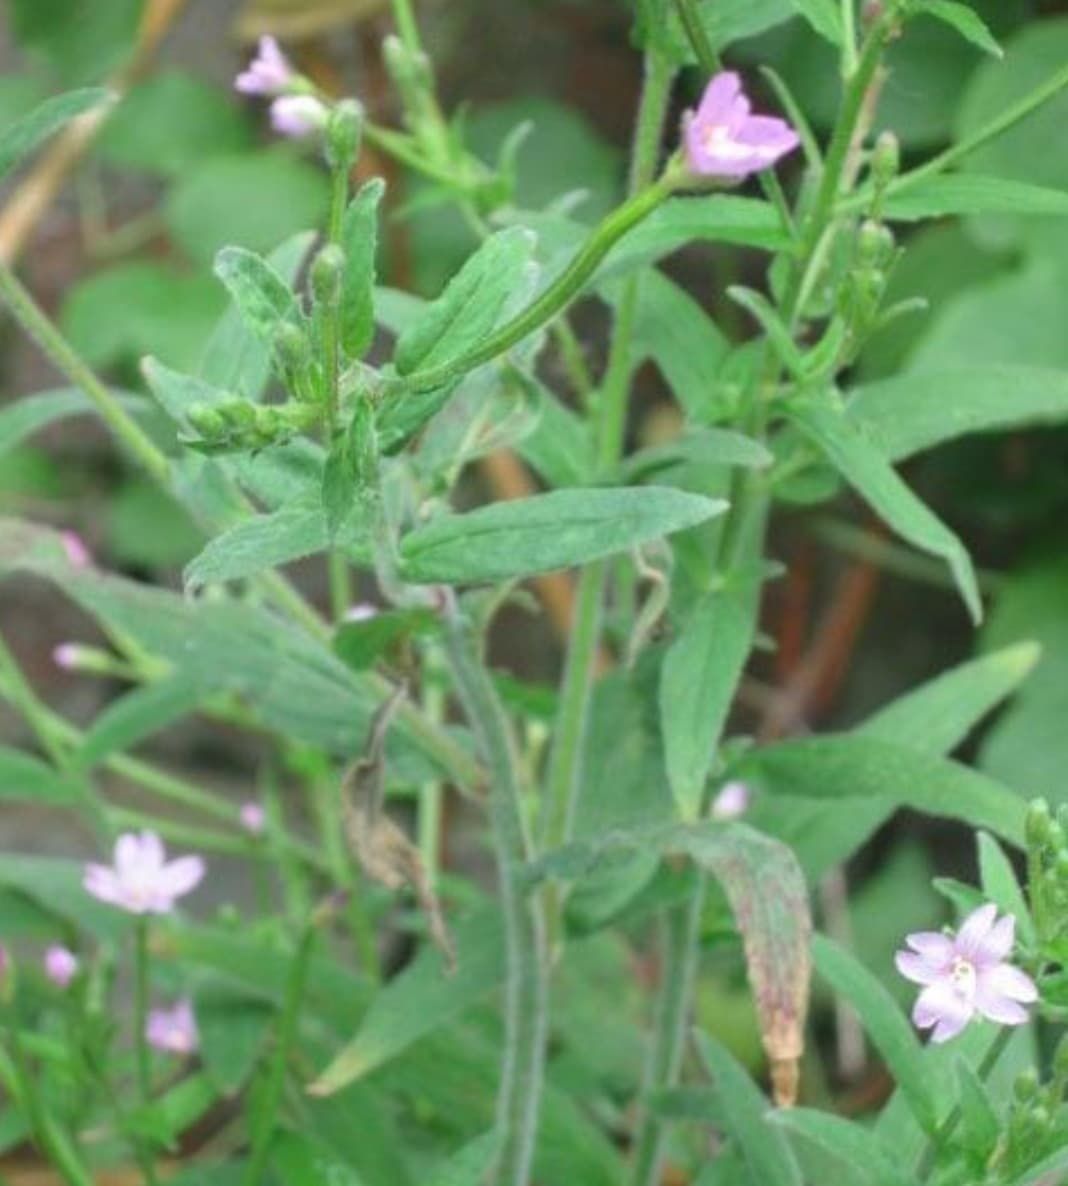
[
  {"left": 956, "top": 903, "right": 998, "bottom": 960},
  {"left": 930, "top": 1011, "right": 971, "bottom": 1043},
  {"left": 974, "top": 984, "right": 1029, "bottom": 1026},
  {"left": 84, "top": 864, "right": 122, "bottom": 905},
  {"left": 904, "top": 931, "right": 954, "bottom": 964},
  {"left": 912, "top": 979, "right": 973, "bottom": 1035},
  {"left": 695, "top": 72, "right": 743, "bottom": 126},
  {"left": 159, "top": 855, "right": 206, "bottom": 900},
  {"left": 735, "top": 115, "right": 800, "bottom": 155},
  {"left": 979, "top": 962, "right": 1038, "bottom": 1004},
  {"left": 974, "top": 913, "right": 1015, "bottom": 966},
  {"left": 895, "top": 949, "right": 943, "bottom": 985}
]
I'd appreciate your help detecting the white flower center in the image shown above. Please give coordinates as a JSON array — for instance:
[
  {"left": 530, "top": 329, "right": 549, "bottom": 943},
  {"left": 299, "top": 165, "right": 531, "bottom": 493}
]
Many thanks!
[
  {"left": 703, "top": 123, "right": 777, "bottom": 163},
  {"left": 950, "top": 955, "right": 977, "bottom": 999}
]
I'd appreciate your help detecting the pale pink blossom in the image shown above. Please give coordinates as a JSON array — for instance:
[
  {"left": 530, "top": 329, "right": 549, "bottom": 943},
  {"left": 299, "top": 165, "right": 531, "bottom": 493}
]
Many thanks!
[
  {"left": 239, "top": 801, "right": 266, "bottom": 835},
  {"left": 683, "top": 72, "right": 799, "bottom": 179},
  {"left": 344, "top": 602, "right": 378, "bottom": 623},
  {"left": 896, "top": 903, "right": 1038, "bottom": 1043},
  {"left": 60, "top": 531, "right": 91, "bottom": 568},
  {"left": 44, "top": 945, "right": 78, "bottom": 988},
  {"left": 145, "top": 998, "right": 199, "bottom": 1055},
  {"left": 235, "top": 36, "right": 294, "bottom": 96},
  {"left": 711, "top": 780, "right": 750, "bottom": 820},
  {"left": 52, "top": 643, "right": 81, "bottom": 670},
  {"left": 270, "top": 94, "right": 329, "bottom": 138},
  {"left": 84, "top": 831, "right": 205, "bottom": 915}
]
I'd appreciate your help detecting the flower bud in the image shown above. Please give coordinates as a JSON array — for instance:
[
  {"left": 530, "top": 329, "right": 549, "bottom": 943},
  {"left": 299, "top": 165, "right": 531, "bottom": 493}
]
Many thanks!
[
  {"left": 326, "top": 99, "right": 364, "bottom": 171},
  {"left": 220, "top": 400, "right": 256, "bottom": 430},
  {"left": 1054, "top": 850, "right": 1068, "bottom": 881},
  {"left": 1026, "top": 798, "right": 1052, "bottom": 847},
  {"left": 382, "top": 34, "right": 433, "bottom": 95},
  {"left": 311, "top": 244, "right": 345, "bottom": 307},
  {"left": 871, "top": 131, "right": 899, "bottom": 189},
  {"left": 1049, "top": 820, "right": 1066, "bottom": 852},
  {"left": 857, "top": 219, "right": 895, "bottom": 267},
  {"left": 273, "top": 321, "right": 309, "bottom": 370},
  {"left": 1015, "top": 1068, "right": 1040, "bottom": 1102},
  {"left": 187, "top": 403, "right": 227, "bottom": 439}
]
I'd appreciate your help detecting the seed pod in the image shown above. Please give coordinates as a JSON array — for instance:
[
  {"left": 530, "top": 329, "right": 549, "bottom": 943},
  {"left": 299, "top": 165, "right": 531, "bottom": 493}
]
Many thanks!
[
  {"left": 311, "top": 243, "right": 345, "bottom": 307},
  {"left": 326, "top": 98, "right": 363, "bottom": 171}
]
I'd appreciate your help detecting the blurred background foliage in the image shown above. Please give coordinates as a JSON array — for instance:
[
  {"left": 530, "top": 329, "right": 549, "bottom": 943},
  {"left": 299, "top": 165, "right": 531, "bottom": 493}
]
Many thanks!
[{"left": 0, "top": 0, "right": 1066, "bottom": 1139}]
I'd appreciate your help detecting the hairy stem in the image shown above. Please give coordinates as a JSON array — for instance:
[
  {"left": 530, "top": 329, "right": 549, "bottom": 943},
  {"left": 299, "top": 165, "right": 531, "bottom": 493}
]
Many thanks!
[
  {"left": 443, "top": 611, "right": 546, "bottom": 1186},
  {"left": 132, "top": 920, "right": 161, "bottom": 1186}
]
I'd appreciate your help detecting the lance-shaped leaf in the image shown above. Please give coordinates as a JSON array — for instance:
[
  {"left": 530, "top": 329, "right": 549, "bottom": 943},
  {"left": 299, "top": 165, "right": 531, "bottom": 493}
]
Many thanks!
[
  {"left": 660, "top": 574, "right": 760, "bottom": 819},
  {"left": 339, "top": 178, "right": 384, "bottom": 360},
  {"left": 785, "top": 399, "right": 981, "bottom": 622},
  {"left": 76, "top": 675, "right": 205, "bottom": 768},
  {"left": 0, "top": 87, "right": 110, "bottom": 179},
  {"left": 923, "top": 0, "right": 1001, "bottom": 56},
  {"left": 0, "top": 387, "right": 140, "bottom": 458},
  {"left": 214, "top": 245, "right": 302, "bottom": 343},
  {"left": 772, "top": 1108, "right": 920, "bottom": 1186},
  {"left": 399, "top": 486, "right": 727, "bottom": 585},
  {"left": 882, "top": 175, "right": 1068, "bottom": 222},
  {"left": 0, "top": 747, "right": 83, "bottom": 805}
]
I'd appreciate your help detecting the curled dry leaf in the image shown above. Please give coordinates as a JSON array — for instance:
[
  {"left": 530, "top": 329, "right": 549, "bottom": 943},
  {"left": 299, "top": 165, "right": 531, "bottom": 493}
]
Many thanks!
[{"left": 341, "top": 682, "right": 456, "bottom": 971}]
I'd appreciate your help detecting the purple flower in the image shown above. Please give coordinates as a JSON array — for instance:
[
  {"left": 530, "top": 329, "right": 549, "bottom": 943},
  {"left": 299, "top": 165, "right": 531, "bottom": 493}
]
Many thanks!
[
  {"left": 711, "top": 780, "right": 751, "bottom": 821},
  {"left": 344, "top": 602, "right": 379, "bottom": 623},
  {"left": 52, "top": 642, "right": 81, "bottom": 671},
  {"left": 235, "top": 36, "right": 294, "bottom": 96},
  {"left": 145, "top": 998, "right": 199, "bottom": 1055},
  {"left": 683, "top": 72, "right": 799, "bottom": 180},
  {"left": 895, "top": 903, "right": 1038, "bottom": 1043},
  {"left": 84, "top": 831, "right": 205, "bottom": 915},
  {"left": 270, "top": 95, "right": 329, "bottom": 138},
  {"left": 44, "top": 945, "right": 78, "bottom": 988},
  {"left": 239, "top": 801, "right": 266, "bottom": 835},
  {"left": 60, "top": 531, "right": 91, "bottom": 568}
]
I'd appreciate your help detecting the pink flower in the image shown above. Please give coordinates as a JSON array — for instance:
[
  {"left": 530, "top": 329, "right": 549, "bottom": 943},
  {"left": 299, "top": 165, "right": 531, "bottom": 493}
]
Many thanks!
[
  {"left": 711, "top": 780, "right": 750, "bottom": 820},
  {"left": 683, "top": 72, "right": 799, "bottom": 180},
  {"left": 235, "top": 36, "right": 294, "bottom": 96},
  {"left": 52, "top": 643, "right": 81, "bottom": 670},
  {"left": 896, "top": 903, "right": 1038, "bottom": 1044},
  {"left": 145, "top": 998, "right": 199, "bottom": 1055},
  {"left": 270, "top": 95, "right": 329, "bottom": 138},
  {"left": 344, "top": 602, "right": 378, "bottom": 623},
  {"left": 84, "top": 831, "right": 205, "bottom": 915},
  {"left": 239, "top": 801, "right": 266, "bottom": 835},
  {"left": 44, "top": 945, "right": 78, "bottom": 987},
  {"left": 60, "top": 531, "right": 91, "bottom": 568}
]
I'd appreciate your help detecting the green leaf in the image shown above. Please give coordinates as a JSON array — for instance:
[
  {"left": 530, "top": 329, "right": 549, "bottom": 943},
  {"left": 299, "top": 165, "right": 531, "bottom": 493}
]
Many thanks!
[
  {"left": 1009, "top": 1146, "right": 1068, "bottom": 1186},
  {"left": 308, "top": 906, "right": 504, "bottom": 1095},
  {"left": 923, "top": 0, "right": 1002, "bottom": 57},
  {"left": 635, "top": 0, "right": 797, "bottom": 66},
  {"left": 660, "top": 576, "right": 760, "bottom": 819},
  {"left": 10, "top": 0, "right": 140, "bottom": 84},
  {"left": 0, "top": 854, "right": 126, "bottom": 940},
  {"left": 395, "top": 226, "right": 536, "bottom": 376},
  {"left": 334, "top": 609, "right": 437, "bottom": 672},
  {"left": 0, "top": 86, "right": 108, "bottom": 178},
  {"left": 773, "top": 1108, "right": 920, "bottom": 1186},
  {"left": 0, "top": 745, "right": 82, "bottom": 805},
  {"left": 76, "top": 675, "right": 204, "bottom": 767},
  {"left": 621, "top": 428, "right": 772, "bottom": 483},
  {"left": 213, "top": 245, "right": 301, "bottom": 345},
  {"left": 513, "top": 374, "right": 594, "bottom": 488},
  {"left": 0, "top": 388, "right": 138, "bottom": 458},
  {"left": 195, "top": 994, "right": 272, "bottom": 1096},
  {"left": 786, "top": 399, "right": 981, "bottom": 622},
  {"left": 789, "top": 0, "right": 843, "bottom": 45},
  {"left": 812, "top": 935, "right": 938, "bottom": 1134},
  {"left": 694, "top": 1034, "right": 802, "bottom": 1186},
  {"left": 95, "top": 71, "right": 251, "bottom": 177},
  {"left": 200, "top": 232, "right": 314, "bottom": 400},
  {"left": 738, "top": 734, "right": 1027, "bottom": 848},
  {"left": 398, "top": 487, "right": 727, "bottom": 584},
  {"left": 340, "top": 178, "right": 384, "bottom": 360},
  {"left": 165, "top": 150, "right": 330, "bottom": 265},
  {"left": 269, "top": 1133, "right": 367, "bottom": 1186},
  {"left": 955, "top": 1058, "right": 1000, "bottom": 1163},
  {"left": 977, "top": 831, "right": 1034, "bottom": 946},
  {"left": 883, "top": 174, "right": 1068, "bottom": 220},
  {"left": 424, "top": 1133, "right": 497, "bottom": 1186},
  {"left": 847, "top": 366, "right": 1068, "bottom": 461}
]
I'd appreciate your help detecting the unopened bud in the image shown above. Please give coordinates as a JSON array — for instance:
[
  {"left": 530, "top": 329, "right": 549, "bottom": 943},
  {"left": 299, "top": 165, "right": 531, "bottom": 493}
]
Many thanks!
[
  {"left": 187, "top": 403, "right": 226, "bottom": 438},
  {"left": 273, "top": 321, "right": 308, "bottom": 370},
  {"left": 871, "top": 131, "right": 899, "bottom": 189},
  {"left": 1027, "top": 798, "right": 1052, "bottom": 847},
  {"left": 326, "top": 99, "right": 364, "bottom": 171},
  {"left": 1015, "top": 1068, "right": 1040, "bottom": 1102},
  {"left": 1049, "top": 820, "right": 1065, "bottom": 852},
  {"left": 220, "top": 400, "right": 256, "bottom": 430},
  {"left": 857, "top": 219, "right": 895, "bottom": 267},
  {"left": 311, "top": 244, "right": 345, "bottom": 306}
]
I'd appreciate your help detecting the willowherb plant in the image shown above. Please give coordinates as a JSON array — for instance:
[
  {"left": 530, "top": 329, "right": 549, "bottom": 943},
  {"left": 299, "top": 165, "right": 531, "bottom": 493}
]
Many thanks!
[{"left": 1, "top": 0, "right": 1068, "bottom": 1184}]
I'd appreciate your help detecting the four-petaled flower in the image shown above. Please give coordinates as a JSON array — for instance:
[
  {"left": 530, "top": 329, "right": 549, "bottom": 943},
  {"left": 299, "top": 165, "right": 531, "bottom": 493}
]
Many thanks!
[
  {"left": 683, "top": 72, "right": 799, "bottom": 180},
  {"left": 234, "top": 36, "right": 294, "bottom": 97},
  {"left": 44, "top": 945, "right": 78, "bottom": 988},
  {"left": 239, "top": 801, "right": 266, "bottom": 835},
  {"left": 896, "top": 903, "right": 1038, "bottom": 1043},
  {"left": 84, "top": 831, "right": 205, "bottom": 915},
  {"left": 270, "top": 94, "right": 330, "bottom": 138},
  {"left": 711, "top": 780, "right": 750, "bottom": 821},
  {"left": 145, "top": 998, "right": 199, "bottom": 1055}
]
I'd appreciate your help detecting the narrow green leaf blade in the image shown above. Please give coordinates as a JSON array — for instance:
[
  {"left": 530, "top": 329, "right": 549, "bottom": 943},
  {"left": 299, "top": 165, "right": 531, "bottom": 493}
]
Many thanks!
[
  {"left": 0, "top": 87, "right": 109, "bottom": 179},
  {"left": 399, "top": 487, "right": 727, "bottom": 585},
  {"left": 339, "top": 178, "right": 384, "bottom": 359},
  {"left": 812, "top": 935, "right": 938, "bottom": 1134},
  {"left": 694, "top": 1034, "right": 802, "bottom": 1186},
  {"left": 77, "top": 676, "right": 204, "bottom": 767},
  {"left": 977, "top": 831, "right": 1034, "bottom": 946},
  {"left": 924, "top": 0, "right": 1002, "bottom": 57},
  {"left": 213, "top": 245, "right": 300, "bottom": 343},
  {"left": 789, "top": 0, "right": 843, "bottom": 44},
  {"left": 787, "top": 400, "right": 981, "bottom": 622},
  {"left": 0, "top": 746, "right": 82, "bottom": 805},
  {"left": 773, "top": 1108, "right": 920, "bottom": 1186},
  {"left": 883, "top": 174, "right": 1068, "bottom": 221}
]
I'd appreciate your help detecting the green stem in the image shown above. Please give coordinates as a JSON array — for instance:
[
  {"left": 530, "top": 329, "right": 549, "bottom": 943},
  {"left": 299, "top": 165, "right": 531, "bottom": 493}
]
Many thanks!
[
  {"left": 417, "top": 653, "right": 446, "bottom": 885},
  {"left": 628, "top": 885, "right": 707, "bottom": 1186},
  {"left": 0, "top": 263, "right": 169, "bottom": 483},
  {"left": 389, "top": 172, "right": 676, "bottom": 397},
  {"left": 132, "top": 920, "right": 162, "bottom": 1186},
  {"left": 0, "top": 633, "right": 73, "bottom": 772},
  {"left": 917, "top": 1025, "right": 1015, "bottom": 1179},
  {"left": 390, "top": 0, "right": 423, "bottom": 53},
  {"left": 840, "top": 0, "right": 858, "bottom": 76},
  {"left": 443, "top": 611, "right": 546, "bottom": 1186},
  {"left": 542, "top": 48, "right": 675, "bottom": 872},
  {"left": 241, "top": 921, "right": 317, "bottom": 1186}
]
